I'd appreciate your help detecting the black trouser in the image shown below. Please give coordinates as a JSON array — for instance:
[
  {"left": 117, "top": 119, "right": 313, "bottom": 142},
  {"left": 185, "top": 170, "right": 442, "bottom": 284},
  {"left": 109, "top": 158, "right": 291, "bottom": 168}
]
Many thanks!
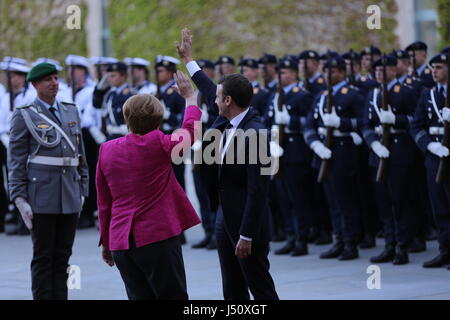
[
  {"left": 193, "top": 169, "right": 215, "bottom": 234},
  {"left": 215, "top": 206, "right": 279, "bottom": 300},
  {"left": 80, "top": 128, "right": 99, "bottom": 222},
  {"left": 30, "top": 213, "right": 78, "bottom": 300},
  {"left": 112, "top": 235, "right": 188, "bottom": 300}
]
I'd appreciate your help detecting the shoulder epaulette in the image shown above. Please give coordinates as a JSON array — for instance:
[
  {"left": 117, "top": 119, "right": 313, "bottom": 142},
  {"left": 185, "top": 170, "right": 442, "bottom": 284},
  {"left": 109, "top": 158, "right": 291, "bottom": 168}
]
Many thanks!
[{"left": 17, "top": 104, "right": 32, "bottom": 109}]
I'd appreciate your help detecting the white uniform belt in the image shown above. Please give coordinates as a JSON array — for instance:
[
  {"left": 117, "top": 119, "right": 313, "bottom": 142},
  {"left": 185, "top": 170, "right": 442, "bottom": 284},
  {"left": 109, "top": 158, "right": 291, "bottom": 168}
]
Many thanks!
[
  {"left": 29, "top": 156, "right": 79, "bottom": 167},
  {"left": 106, "top": 124, "right": 127, "bottom": 135},
  {"left": 318, "top": 127, "right": 350, "bottom": 137},
  {"left": 429, "top": 126, "right": 445, "bottom": 135},
  {"left": 375, "top": 126, "right": 407, "bottom": 135}
]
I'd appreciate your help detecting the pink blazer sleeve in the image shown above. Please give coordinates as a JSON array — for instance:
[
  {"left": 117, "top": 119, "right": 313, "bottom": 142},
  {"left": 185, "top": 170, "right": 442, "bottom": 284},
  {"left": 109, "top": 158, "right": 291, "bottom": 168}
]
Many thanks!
[
  {"left": 160, "top": 105, "right": 202, "bottom": 156},
  {"left": 96, "top": 145, "right": 113, "bottom": 250}
]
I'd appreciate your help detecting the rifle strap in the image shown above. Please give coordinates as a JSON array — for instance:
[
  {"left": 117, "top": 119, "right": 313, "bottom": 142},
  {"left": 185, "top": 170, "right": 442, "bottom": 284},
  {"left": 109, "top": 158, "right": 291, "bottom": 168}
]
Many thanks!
[{"left": 430, "top": 89, "right": 444, "bottom": 124}]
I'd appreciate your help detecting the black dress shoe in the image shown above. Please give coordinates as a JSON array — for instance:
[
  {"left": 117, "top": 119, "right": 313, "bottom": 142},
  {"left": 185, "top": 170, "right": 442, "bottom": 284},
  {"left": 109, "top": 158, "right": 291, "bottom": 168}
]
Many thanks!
[
  {"left": 408, "top": 238, "right": 427, "bottom": 253},
  {"left": 423, "top": 253, "right": 450, "bottom": 268},
  {"left": 393, "top": 249, "right": 409, "bottom": 265},
  {"left": 339, "top": 246, "right": 359, "bottom": 260},
  {"left": 275, "top": 238, "right": 295, "bottom": 255},
  {"left": 291, "top": 241, "right": 308, "bottom": 257},
  {"left": 206, "top": 236, "right": 217, "bottom": 250},
  {"left": 315, "top": 230, "right": 333, "bottom": 245},
  {"left": 320, "top": 242, "right": 344, "bottom": 259},
  {"left": 191, "top": 234, "right": 212, "bottom": 249},
  {"left": 370, "top": 247, "right": 395, "bottom": 263},
  {"left": 359, "top": 234, "right": 376, "bottom": 249}
]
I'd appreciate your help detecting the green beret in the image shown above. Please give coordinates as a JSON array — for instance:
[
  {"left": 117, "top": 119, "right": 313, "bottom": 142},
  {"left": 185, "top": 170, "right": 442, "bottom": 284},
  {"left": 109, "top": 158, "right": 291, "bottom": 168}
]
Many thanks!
[{"left": 26, "top": 62, "right": 57, "bottom": 82}]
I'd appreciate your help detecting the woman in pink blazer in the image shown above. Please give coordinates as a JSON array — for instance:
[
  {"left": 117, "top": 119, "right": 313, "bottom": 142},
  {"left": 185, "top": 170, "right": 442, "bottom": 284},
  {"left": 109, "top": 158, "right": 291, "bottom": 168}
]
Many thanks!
[{"left": 96, "top": 71, "right": 201, "bottom": 300}]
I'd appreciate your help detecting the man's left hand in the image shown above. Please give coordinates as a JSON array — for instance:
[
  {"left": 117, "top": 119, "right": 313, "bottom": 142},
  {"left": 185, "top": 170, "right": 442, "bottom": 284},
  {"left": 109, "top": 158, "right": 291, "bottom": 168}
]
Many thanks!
[{"left": 235, "top": 238, "right": 252, "bottom": 259}]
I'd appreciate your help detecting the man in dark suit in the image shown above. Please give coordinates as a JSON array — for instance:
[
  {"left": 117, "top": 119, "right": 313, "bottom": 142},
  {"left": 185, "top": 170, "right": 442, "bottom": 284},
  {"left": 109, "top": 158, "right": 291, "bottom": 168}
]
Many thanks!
[{"left": 177, "top": 28, "right": 278, "bottom": 300}]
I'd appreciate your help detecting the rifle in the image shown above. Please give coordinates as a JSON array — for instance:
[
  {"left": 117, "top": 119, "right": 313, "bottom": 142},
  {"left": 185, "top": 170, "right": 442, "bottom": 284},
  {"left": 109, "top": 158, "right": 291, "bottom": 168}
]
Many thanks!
[
  {"left": 376, "top": 54, "right": 391, "bottom": 182},
  {"left": 6, "top": 68, "right": 13, "bottom": 112},
  {"left": 154, "top": 58, "right": 161, "bottom": 100},
  {"left": 127, "top": 63, "right": 134, "bottom": 89},
  {"left": 412, "top": 49, "right": 418, "bottom": 78},
  {"left": 349, "top": 49, "right": 355, "bottom": 86},
  {"left": 370, "top": 47, "right": 375, "bottom": 79},
  {"left": 303, "top": 56, "right": 310, "bottom": 92},
  {"left": 70, "top": 65, "right": 76, "bottom": 103},
  {"left": 317, "top": 58, "right": 333, "bottom": 183},
  {"left": 435, "top": 53, "right": 450, "bottom": 183},
  {"left": 273, "top": 71, "right": 285, "bottom": 176}
]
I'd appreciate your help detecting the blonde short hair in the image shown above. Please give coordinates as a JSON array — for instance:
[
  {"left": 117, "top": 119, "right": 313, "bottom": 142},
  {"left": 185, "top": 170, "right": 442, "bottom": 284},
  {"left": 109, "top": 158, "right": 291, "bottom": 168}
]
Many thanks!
[{"left": 123, "top": 94, "right": 164, "bottom": 135}]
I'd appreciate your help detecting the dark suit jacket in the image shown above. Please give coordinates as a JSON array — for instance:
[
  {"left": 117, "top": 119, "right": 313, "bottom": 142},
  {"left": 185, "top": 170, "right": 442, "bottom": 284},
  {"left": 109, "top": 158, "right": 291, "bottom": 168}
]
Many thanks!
[{"left": 201, "top": 108, "right": 272, "bottom": 243}]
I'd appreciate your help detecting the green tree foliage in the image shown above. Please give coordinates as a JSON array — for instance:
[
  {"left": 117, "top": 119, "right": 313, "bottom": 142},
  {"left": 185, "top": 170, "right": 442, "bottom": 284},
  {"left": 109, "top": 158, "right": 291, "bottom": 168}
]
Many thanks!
[
  {"left": 108, "top": 0, "right": 399, "bottom": 62},
  {"left": 0, "top": 0, "right": 87, "bottom": 63},
  {"left": 437, "top": 0, "right": 450, "bottom": 48}
]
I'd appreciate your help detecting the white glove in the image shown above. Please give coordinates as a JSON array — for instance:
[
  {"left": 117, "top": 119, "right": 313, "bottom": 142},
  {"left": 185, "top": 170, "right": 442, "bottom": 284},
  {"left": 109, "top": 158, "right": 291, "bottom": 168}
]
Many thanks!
[
  {"left": 427, "top": 142, "right": 450, "bottom": 158},
  {"left": 96, "top": 74, "right": 110, "bottom": 90},
  {"left": 379, "top": 106, "right": 396, "bottom": 124},
  {"left": 119, "top": 124, "right": 128, "bottom": 136},
  {"left": 322, "top": 108, "right": 340, "bottom": 128},
  {"left": 443, "top": 107, "right": 450, "bottom": 122},
  {"left": 269, "top": 141, "right": 284, "bottom": 158},
  {"left": 163, "top": 107, "right": 171, "bottom": 120},
  {"left": 274, "top": 104, "right": 291, "bottom": 125},
  {"left": 371, "top": 141, "right": 390, "bottom": 159},
  {"left": 1, "top": 133, "right": 9, "bottom": 148},
  {"left": 15, "top": 197, "right": 33, "bottom": 230},
  {"left": 191, "top": 139, "right": 202, "bottom": 151},
  {"left": 350, "top": 132, "right": 363, "bottom": 146},
  {"left": 81, "top": 196, "right": 85, "bottom": 207},
  {"left": 89, "top": 126, "right": 106, "bottom": 145},
  {"left": 201, "top": 104, "right": 209, "bottom": 123},
  {"left": 311, "top": 140, "right": 332, "bottom": 160}
]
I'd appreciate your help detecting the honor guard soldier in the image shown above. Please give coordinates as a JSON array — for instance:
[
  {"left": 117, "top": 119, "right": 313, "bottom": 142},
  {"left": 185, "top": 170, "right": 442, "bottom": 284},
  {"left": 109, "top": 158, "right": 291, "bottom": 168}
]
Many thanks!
[
  {"left": 214, "top": 56, "right": 235, "bottom": 81},
  {"left": 360, "top": 46, "right": 382, "bottom": 80},
  {"left": 392, "top": 49, "right": 424, "bottom": 93},
  {"left": 66, "top": 54, "right": 103, "bottom": 229},
  {"left": 342, "top": 50, "right": 378, "bottom": 96},
  {"left": 304, "top": 56, "right": 365, "bottom": 260},
  {"left": 239, "top": 57, "right": 271, "bottom": 117},
  {"left": 92, "top": 61, "right": 135, "bottom": 140},
  {"left": 155, "top": 55, "right": 186, "bottom": 190},
  {"left": 258, "top": 53, "right": 278, "bottom": 94},
  {"left": 265, "top": 57, "right": 316, "bottom": 256},
  {"left": 392, "top": 49, "right": 432, "bottom": 251},
  {"left": 0, "top": 57, "right": 34, "bottom": 235},
  {"left": 341, "top": 50, "right": 380, "bottom": 249},
  {"left": 298, "top": 50, "right": 327, "bottom": 97},
  {"left": 411, "top": 53, "right": 450, "bottom": 269},
  {"left": 406, "top": 41, "right": 435, "bottom": 89},
  {"left": 362, "top": 55, "right": 419, "bottom": 264},
  {"left": 319, "top": 51, "right": 339, "bottom": 74},
  {"left": 124, "top": 57, "right": 157, "bottom": 95},
  {"left": 89, "top": 56, "right": 119, "bottom": 82},
  {"left": 8, "top": 62, "right": 89, "bottom": 299}
]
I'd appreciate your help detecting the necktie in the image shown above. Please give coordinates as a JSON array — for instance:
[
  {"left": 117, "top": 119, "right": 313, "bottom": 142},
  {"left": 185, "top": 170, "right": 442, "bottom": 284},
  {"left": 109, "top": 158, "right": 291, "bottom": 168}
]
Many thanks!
[
  {"left": 439, "top": 87, "right": 445, "bottom": 99},
  {"left": 49, "top": 106, "right": 61, "bottom": 124}
]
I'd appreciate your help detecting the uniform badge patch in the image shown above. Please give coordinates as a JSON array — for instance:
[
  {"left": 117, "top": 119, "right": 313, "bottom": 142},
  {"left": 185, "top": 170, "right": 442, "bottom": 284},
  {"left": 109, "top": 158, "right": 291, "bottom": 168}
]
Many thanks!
[
  {"left": 123, "top": 88, "right": 130, "bottom": 95},
  {"left": 317, "top": 78, "right": 324, "bottom": 84},
  {"left": 406, "top": 78, "right": 412, "bottom": 84},
  {"left": 36, "top": 122, "right": 50, "bottom": 129},
  {"left": 68, "top": 121, "right": 77, "bottom": 127},
  {"left": 253, "top": 87, "right": 259, "bottom": 94},
  {"left": 361, "top": 76, "right": 367, "bottom": 82},
  {"left": 424, "top": 68, "right": 430, "bottom": 75},
  {"left": 293, "top": 86, "right": 300, "bottom": 93},
  {"left": 167, "top": 88, "right": 174, "bottom": 95},
  {"left": 393, "top": 85, "right": 400, "bottom": 93},
  {"left": 341, "top": 87, "right": 348, "bottom": 94}
]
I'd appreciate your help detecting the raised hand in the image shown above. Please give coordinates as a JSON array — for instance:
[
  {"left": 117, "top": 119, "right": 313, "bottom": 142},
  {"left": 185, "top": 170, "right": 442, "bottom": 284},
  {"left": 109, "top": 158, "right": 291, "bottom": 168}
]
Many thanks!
[
  {"left": 176, "top": 28, "right": 193, "bottom": 64},
  {"left": 173, "top": 70, "right": 196, "bottom": 106}
]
